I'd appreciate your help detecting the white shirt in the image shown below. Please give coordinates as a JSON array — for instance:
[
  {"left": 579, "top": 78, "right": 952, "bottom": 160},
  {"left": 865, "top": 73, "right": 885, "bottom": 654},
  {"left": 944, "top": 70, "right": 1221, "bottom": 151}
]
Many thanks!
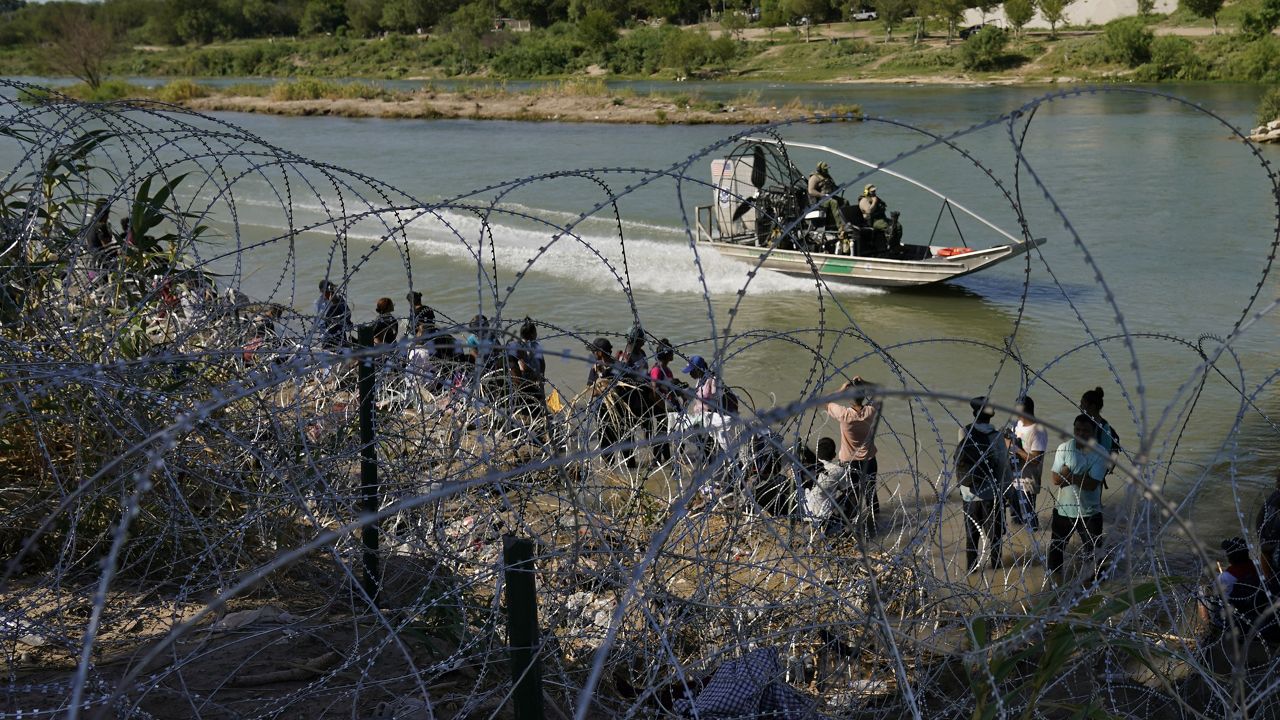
[
  {"left": 804, "top": 460, "right": 848, "bottom": 522},
  {"left": 1013, "top": 420, "right": 1048, "bottom": 491}
]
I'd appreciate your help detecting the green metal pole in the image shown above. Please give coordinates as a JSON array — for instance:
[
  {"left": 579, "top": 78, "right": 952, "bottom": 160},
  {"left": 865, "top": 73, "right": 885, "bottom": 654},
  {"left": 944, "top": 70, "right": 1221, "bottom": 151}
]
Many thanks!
[
  {"left": 503, "top": 535, "right": 544, "bottom": 720},
  {"left": 357, "top": 324, "right": 380, "bottom": 607}
]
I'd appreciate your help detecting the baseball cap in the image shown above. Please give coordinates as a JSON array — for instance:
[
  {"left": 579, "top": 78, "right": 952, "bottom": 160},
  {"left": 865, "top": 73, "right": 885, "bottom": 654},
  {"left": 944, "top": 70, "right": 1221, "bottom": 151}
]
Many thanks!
[{"left": 682, "top": 355, "right": 708, "bottom": 374}]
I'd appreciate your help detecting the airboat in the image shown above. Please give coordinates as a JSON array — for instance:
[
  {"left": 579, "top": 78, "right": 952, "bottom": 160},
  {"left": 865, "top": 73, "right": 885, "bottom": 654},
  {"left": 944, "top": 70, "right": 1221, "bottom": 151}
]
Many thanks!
[{"left": 694, "top": 138, "right": 1045, "bottom": 288}]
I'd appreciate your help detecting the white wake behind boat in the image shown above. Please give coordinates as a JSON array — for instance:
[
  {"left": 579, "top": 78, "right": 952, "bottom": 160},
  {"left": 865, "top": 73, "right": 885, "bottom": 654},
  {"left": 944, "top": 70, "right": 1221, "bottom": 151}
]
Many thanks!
[{"left": 694, "top": 138, "right": 1045, "bottom": 288}]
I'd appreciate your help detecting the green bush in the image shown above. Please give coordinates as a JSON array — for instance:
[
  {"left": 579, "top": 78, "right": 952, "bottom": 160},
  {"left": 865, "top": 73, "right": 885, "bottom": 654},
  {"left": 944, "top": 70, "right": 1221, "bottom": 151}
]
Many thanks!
[
  {"left": 878, "top": 46, "right": 960, "bottom": 71},
  {"left": 1224, "top": 36, "right": 1280, "bottom": 81},
  {"left": 491, "top": 27, "right": 586, "bottom": 76},
  {"left": 1135, "top": 35, "right": 1206, "bottom": 80},
  {"left": 959, "top": 26, "right": 1010, "bottom": 70},
  {"left": 605, "top": 25, "right": 675, "bottom": 74},
  {"left": 1103, "top": 17, "right": 1153, "bottom": 67},
  {"left": 1256, "top": 86, "right": 1280, "bottom": 125}
]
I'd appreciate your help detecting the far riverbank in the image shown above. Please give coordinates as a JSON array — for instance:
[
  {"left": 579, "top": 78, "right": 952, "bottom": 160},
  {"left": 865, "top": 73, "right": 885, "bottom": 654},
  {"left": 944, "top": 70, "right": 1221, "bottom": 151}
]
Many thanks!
[{"left": 26, "top": 78, "right": 864, "bottom": 126}]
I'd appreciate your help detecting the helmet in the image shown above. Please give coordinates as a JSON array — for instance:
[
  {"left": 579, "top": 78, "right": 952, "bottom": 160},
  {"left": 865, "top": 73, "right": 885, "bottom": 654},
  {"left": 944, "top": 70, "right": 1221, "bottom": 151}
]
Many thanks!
[
  {"left": 863, "top": 183, "right": 877, "bottom": 196},
  {"left": 816, "top": 162, "right": 830, "bottom": 174}
]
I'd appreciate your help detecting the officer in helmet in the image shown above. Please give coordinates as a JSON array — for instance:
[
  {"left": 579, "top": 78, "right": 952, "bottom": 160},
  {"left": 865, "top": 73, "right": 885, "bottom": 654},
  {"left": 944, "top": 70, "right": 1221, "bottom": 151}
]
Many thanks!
[
  {"left": 807, "top": 161, "right": 846, "bottom": 232},
  {"left": 858, "top": 183, "right": 889, "bottom": 228}
]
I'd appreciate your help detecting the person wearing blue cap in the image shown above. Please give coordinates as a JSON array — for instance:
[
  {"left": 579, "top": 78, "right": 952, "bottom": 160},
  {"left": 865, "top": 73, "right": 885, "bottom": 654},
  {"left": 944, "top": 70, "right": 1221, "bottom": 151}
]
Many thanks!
[{"left": 683, "top": 355, "right": 717, "bottom": 416}]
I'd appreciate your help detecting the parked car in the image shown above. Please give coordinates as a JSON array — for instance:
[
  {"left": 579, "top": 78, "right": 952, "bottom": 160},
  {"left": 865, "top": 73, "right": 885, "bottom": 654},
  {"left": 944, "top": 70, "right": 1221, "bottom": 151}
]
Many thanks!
[
  {"left": 959, "top": 23, "right": 988, "bottom": 39},
  {"left": 851, "top": 9, "right": 878, "bottom": 21}
]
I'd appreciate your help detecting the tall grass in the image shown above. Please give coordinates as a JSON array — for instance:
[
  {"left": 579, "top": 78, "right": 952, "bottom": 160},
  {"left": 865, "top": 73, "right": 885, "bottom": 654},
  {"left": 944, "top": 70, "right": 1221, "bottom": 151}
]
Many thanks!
[{"left": 268, "top": 79, "right": 394, "bottom": 101}]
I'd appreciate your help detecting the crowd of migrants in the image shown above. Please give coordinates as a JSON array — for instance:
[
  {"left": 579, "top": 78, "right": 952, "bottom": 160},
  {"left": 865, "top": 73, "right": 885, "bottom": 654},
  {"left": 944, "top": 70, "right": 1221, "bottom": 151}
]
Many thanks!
[{"left": 291, "top": 279, "right": 1280, "bottom": 649}]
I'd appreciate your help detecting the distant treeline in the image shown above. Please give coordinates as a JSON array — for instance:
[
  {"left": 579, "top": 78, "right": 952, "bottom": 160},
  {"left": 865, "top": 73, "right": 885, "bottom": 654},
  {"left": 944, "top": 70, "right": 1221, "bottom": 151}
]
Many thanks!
[{"left": 0, "top": 0, "right": 859, "bottom": 48}]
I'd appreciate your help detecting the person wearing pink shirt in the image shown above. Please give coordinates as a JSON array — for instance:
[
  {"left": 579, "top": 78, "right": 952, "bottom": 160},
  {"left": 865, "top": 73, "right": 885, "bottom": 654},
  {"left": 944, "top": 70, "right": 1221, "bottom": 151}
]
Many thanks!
[{"left": 825, "top": 377, "right": 882, "bottom": 533}]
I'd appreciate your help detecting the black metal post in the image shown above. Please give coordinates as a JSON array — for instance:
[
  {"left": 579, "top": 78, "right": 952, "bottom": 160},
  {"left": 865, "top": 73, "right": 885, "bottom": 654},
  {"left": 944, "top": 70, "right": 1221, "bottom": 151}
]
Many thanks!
[
  {"left": 357, "top": 324, "right": 380, "bottom": 607},
  {"left": 503, "top": 535, "right": 544, "bottom": 720}
]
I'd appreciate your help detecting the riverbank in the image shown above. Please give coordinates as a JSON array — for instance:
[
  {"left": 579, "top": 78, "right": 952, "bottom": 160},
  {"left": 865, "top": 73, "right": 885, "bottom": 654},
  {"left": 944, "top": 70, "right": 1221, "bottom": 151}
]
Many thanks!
[
  {"left": 180, "top": 88, "right": 846, "bottom": 124},
  {"left": 32, "top": 78, "right": 861, "bottom": 125}
]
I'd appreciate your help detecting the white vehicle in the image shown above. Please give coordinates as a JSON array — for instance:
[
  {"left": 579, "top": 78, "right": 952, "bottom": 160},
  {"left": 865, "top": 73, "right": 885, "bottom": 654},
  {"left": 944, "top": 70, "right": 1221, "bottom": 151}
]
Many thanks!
[{"left": 851, "top": 9, "right": 878, "bottom": 20}]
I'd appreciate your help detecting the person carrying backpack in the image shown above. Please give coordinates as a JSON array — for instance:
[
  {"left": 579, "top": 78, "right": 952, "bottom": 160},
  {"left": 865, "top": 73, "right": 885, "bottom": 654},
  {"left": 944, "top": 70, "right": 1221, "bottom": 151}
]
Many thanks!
[
  {"left": 1080, "top": 386, "right": 1121, "bottom": 489},
  {"left": 955, "top": 397, "right": 1012, "bottom": 573}
]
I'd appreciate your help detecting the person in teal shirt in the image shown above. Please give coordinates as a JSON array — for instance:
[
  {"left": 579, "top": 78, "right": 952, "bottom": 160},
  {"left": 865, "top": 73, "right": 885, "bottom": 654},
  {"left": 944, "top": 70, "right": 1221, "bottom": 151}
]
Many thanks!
[{"left": 1048, "top": 414, "right": 1106, "bottom": 584}]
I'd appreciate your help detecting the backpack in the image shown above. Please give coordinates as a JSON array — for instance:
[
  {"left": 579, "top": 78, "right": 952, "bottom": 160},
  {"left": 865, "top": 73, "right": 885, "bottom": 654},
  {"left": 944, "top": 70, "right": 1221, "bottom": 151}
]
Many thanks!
[
  {"left": 957, "top": 425, "right": 1002, "bottom": 498},
  {"left": 722, "top": 386, "right": 740, "bottom": 414}
]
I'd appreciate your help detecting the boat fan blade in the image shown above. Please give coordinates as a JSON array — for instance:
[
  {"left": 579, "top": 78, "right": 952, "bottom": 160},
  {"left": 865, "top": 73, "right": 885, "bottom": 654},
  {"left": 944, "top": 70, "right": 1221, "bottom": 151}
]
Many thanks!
[{"left": 751, "top": 145, "right": 767, "bottom": 189}]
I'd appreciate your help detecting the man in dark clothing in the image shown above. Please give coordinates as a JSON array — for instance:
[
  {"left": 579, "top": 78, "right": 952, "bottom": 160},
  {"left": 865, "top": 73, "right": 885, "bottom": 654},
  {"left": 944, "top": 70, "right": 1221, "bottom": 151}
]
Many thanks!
[
  {"left": 316, "top": 280, "right": 351, "bottom": 349},
  {"left": 587, "top": 338, "right": 622, "bottom": 464},
  {"left": 371, "top": 297, "right": 398, "bottom": 346},
  {"left": 955, "top": 396, "right": 1012, "bottom": 573},
  {"left": 406, "top": 291, "right": 437, "bottom": 335}
]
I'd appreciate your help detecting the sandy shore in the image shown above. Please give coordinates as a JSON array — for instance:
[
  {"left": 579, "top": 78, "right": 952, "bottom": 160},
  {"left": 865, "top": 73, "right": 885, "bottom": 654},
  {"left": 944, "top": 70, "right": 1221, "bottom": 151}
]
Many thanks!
[{"left": 181, "top": 90, "right": 858, "bottom": 125}]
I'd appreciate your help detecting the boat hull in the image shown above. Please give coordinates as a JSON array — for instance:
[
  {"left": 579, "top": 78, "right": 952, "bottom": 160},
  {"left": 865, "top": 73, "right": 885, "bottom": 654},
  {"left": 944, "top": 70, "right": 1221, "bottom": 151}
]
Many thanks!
[{"left": 705, "top": 238, "right": 1045, "bottom": 288}]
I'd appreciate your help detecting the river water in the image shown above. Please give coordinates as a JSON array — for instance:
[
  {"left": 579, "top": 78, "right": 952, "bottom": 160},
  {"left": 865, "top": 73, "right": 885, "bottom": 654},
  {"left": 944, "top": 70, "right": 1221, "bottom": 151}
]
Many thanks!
[{"left": 5, "top": 79, "right": 1278, "bottom": 540}]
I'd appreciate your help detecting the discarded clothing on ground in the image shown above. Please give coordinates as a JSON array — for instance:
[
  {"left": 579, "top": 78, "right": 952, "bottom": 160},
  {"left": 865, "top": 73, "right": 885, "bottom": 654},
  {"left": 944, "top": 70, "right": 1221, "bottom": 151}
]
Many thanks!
[{"left": 674, "top": 647, "right": 816, "bottom": 719}]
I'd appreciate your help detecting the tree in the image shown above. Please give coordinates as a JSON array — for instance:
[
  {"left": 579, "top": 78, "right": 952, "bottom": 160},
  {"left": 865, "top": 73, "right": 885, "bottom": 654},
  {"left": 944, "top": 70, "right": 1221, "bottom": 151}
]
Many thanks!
[
  {"left": 1137, "top": 0, "right": 1156, "bottom": 15},
  {"left": 1035, "top": 0, "right": 1072, "bottom": 37},
  {"left": 578, "top": 8, "right": 618, "bottom": 50},
  {"left": 44, "top": 5, "right": 116, "bottom": 90},
  {"left": 444, "top": 2, "right": 494, "bottom": 41},
  {"left": 783, "top": 0, "right": 836, "bottom": 24},
  {"left": 1180, "top": 0, "right": 1224, "bottom": 34},
  {"left": 380, "top": 0, "right": 429, "bottom": 33},
  {"left": 721, "top": 7, "right": 748, "bottom": 39},
  {"left": 173, "top": 0, "right": 226, "bottom": 44},
  {"left": 501, "top": 0, "right": 571, "bottom": 27},
  {"left": 300, "top": 0, "right": 347, "bottom": 34},
  {"left": 933, "top": 0, "right": 966, "bottom": 41},
  {"left": 875, "top": 0, "right": 910, "bottom": 40},
  {"left": 1242, "top": 0, "right": 1280, "bottom": 40},
  {"left": 1004, "top": 0, "right": 1034, "bottom": 36},
  {"left": 345, "top": 0, "right": 385, "bottom": 35}
]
